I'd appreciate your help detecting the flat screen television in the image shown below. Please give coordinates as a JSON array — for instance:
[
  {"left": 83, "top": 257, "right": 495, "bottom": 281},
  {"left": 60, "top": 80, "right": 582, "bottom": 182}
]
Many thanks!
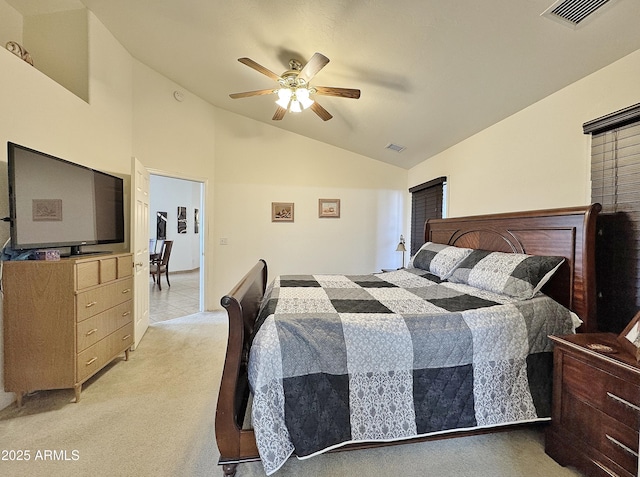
[{"left": 7, "top": 142, "right": 125, "bottom": 256}]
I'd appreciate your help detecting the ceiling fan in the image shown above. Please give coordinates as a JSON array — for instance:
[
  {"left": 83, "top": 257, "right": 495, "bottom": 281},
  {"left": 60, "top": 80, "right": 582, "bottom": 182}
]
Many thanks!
[{"left": 229, "top": 52, "right": 361, "bottom": 121}]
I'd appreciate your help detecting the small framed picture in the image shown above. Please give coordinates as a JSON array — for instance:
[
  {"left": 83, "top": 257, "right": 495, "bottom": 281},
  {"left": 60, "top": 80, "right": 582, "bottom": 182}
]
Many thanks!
[
  {"left": 157, "top": 211, "right": 167, "bottom": 239},
  {"left": 32, "top": 199, "right": 62, "bottom": 221},
  {"left": 318, "top": 199, "right": 340, "bottom": 218},
  {"left": 272, "top": 202, "right": 294, "bottom": 222},
  {"left": 617, "top": 311, "right": 640, "bottom": 362},
  {"left": 177, "top": 206, "right": 187, "bottom": 234}
]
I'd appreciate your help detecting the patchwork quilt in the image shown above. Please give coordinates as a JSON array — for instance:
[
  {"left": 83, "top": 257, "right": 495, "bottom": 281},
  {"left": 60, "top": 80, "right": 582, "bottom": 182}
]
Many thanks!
[{"left": 248, "top": 268, "right": 576, "bottom": 475}]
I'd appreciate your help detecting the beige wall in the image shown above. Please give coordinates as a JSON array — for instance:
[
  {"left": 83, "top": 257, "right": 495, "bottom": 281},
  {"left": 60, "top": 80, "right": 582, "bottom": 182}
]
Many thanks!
[
  {"left": 212, "top": 109, "right": 408, "bottom": 301},
  {"left": 0, "top": 6, "right": 408, "bottom": 409},
  {"left": 0, "top": 12, "right": 132, "bottom": 409},
  {"left": 23, "top": 8, "right": 89, "bottom": 101},
  {"left": 130, "top": 63, "right": 408, "bottom": 307},
  {"left": 2, "top": 4, "right": 639, "bottom": 412},
  {"left": 0, "top": 1, "right": 23, "bottom": 46},
  {"left": 409, "top": 48, "right": 640, "bottom": 220},
  {"left": 131, "top": 60, "right": 217, "bottom": 308}
]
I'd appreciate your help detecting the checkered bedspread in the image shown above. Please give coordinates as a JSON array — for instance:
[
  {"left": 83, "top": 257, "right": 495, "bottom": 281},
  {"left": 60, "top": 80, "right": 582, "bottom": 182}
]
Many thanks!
[{"left": 248, "top": 268, "right": 576, "bottom": 475}]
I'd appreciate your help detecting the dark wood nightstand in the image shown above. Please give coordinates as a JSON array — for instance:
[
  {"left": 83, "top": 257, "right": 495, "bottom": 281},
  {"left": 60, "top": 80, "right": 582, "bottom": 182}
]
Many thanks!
[{"left": 545, "top": 333, "right": 640, "bottom": 477}]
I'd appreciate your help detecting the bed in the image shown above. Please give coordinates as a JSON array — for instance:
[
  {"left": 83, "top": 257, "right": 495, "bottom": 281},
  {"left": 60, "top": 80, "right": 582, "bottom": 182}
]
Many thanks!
[{"left": 215, "top": 204, "right": 601, "bottom": 476}]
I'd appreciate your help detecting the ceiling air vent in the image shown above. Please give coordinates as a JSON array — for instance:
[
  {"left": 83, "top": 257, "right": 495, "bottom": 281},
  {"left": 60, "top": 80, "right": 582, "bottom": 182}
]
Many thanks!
[
  {"left": 541, "top": 0, "right": 613, "bottom": 27},
  {"left": 385, "top": 143, "right": 406, "bottom": 153}
]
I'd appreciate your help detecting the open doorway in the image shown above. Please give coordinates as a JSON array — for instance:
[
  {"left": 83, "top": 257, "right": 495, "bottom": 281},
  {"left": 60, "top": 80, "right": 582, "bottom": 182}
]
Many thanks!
[{"left": 148, "top": 173, "right": 204, "bottom": 322}]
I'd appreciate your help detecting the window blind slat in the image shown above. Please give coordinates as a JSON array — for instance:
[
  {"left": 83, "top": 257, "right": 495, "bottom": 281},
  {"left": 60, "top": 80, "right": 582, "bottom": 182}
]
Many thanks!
[
  {"left": 590, "top": 115, "right": 640, "bottom": 333},
  {"left": 410, "top": 179, "right": 444, "bottom": 256}
]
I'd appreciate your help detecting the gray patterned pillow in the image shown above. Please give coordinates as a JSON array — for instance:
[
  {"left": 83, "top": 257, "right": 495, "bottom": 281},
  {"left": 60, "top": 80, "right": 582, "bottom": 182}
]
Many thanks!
[
  {"left": 447, "top": 250, "right": 565, "bottom": 300},
  {"left": 411, "top": 242, "right": 473, "bottom": 279}
]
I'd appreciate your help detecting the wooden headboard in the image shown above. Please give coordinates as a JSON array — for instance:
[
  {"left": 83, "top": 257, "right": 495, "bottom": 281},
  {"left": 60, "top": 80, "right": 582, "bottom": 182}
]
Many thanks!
[{"left": 425, "top": 204, "right": 602, "bottom": 332}]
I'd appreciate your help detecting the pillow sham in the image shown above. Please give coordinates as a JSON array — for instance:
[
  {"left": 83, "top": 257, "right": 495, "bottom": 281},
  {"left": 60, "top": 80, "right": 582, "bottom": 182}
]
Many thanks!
[
  {"left": 411, "top": 242, "right": 473, "bottom": 279},
  {"left": 447, "top": 249, "right": 565, "bottom": 300}
]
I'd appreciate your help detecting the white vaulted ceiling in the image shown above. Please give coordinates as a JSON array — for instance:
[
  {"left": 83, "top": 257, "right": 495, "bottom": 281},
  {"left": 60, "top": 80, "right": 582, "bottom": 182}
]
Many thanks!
[{"left": 8, "top": 0, "right": 640, "bottom": 169}]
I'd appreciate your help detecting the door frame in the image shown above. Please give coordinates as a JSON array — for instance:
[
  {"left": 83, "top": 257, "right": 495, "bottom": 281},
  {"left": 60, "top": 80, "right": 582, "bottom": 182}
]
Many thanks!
[{"left": 146, "top": 168, "right": 208, "bottom": 312}]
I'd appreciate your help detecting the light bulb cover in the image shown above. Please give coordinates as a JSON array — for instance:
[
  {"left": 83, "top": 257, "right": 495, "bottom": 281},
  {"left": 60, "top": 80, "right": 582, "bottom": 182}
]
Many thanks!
[
  {"left": 297, "top": 88, "right": 314, "bottom": 109},
  {"left": 277, "top": 88, "right": 292, "bottom": 101},
  {"left": 276, "top": 97, "right": 290, "bottom": 108},
  {"left": 290, "top": 100, "right": 302, "bottom": 113}
]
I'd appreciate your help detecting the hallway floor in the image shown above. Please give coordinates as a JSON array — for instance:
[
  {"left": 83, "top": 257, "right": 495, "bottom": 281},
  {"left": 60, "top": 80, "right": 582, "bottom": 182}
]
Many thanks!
[{"left": 149, "top": 268, "right": 200, "bottom": 323}]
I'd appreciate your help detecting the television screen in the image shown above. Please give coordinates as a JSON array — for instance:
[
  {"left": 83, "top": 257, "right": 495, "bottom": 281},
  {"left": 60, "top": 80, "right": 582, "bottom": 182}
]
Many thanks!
[{"left": 8, "top": 142, "right": 125, "bottom": 254}]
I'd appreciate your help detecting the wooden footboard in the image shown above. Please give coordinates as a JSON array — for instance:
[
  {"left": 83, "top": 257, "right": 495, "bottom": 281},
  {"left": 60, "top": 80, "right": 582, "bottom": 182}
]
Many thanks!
[{"left": 216, "top": 260, "right": 266, "bottom": 475}]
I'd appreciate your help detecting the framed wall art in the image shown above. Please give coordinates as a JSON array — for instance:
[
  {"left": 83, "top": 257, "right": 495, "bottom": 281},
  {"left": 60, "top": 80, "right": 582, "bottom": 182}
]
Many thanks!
[
  {"left": 177, "top": 206, "right": 187, "bottom": 234},
  {"left": 318, "top": 199, "right": 340, "bottom": 218},
  {"left": 272, "top": 202, "right": 294, "bottom": 222},
  {"left": 32, "top": 199, "right": 62, "bottom": 221},
  {"left": 157, "top": 211, "right": 167, "bottom": 239}
]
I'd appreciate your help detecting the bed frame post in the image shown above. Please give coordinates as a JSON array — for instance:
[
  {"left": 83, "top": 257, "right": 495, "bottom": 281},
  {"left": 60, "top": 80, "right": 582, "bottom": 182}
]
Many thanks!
[
  {"left": 216, "top": 260, "right": 267, "bottom": 474},
  {"left": 221, "top": 463, "right": 238, "bottom": 477}
]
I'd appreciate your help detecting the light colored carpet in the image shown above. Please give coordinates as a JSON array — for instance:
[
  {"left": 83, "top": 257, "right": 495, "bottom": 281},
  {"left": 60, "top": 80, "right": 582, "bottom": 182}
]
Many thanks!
[{"left": 0, "top": 312, "right": 583, "bottom": 477}]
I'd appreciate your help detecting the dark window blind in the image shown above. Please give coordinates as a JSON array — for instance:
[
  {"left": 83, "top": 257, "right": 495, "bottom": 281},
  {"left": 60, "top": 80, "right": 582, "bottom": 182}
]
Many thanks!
[
  {"left": 409, "top": 177, "right": 445, "bottom": 256},
  {"left": 587, "top": 105, "right": 640, "bottom": 332}
]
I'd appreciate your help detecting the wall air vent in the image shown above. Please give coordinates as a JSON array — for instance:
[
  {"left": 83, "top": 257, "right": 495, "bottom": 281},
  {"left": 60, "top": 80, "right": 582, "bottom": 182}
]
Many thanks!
[
  {"left": 385, "top": 143, "right": 406, "bottom": 153},
  {"left": 541, "top": 0, "right": 613, "bottom": 28}
]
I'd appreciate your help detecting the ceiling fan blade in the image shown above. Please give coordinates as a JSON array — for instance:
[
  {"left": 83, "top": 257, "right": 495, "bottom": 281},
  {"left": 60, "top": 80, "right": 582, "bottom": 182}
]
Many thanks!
[
  {"left": 297, "top": 52, "right": 330, "bottom": 84},
  {"left": 314, "top": 86, "right": 361, "bottom": 99},
  {"left": 272, "top": 106, "right": 287, "bottom": 121},
  {"left": 238, "top": 57, "right": 282, "bottom": 81},
  {"left": 310, "top": 102, "right": 333, "bottom": 121},
  {"left": 229, "top": 89, "right": 275, "bottom": 99}
]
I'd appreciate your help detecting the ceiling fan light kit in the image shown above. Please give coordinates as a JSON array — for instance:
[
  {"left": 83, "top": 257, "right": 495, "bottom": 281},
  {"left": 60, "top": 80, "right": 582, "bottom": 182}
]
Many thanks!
[{"left": 230, "top": 52, "right": 360, "bottom": 121}]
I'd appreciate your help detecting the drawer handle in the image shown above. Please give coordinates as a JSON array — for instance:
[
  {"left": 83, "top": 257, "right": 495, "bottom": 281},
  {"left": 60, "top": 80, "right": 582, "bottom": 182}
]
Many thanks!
[
  {"left": 122, "top": 334, "right": 131, "bottom": 341},
  {"left": 607, "top": 392, "right": 640, "bottom": 413},
  {"left": 592, "top": 460, "right": 620, "bottom": 477},
  {"left": 122, "top": 311, "right": 131, "bottom": 317},
  {"left": 86, "top": 357, "right": 98, "bottom": 366},
  {"left": 121, "top": 288, "right": 131, "bottom": 294},
  {"left": 86, "top": 301, "right": 97, "bottom": 308},
  {"left": 86, "top": 328, "right": 98, "bottom": 336},
  {"left": 605, "top": 434, "right": 639, "bottom": 458}
]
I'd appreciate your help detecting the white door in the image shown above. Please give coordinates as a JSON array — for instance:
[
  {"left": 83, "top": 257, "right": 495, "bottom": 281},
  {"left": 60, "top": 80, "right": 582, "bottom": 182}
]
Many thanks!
[{"left": 131, "top": 157, "right": 150, "bottom": 349}]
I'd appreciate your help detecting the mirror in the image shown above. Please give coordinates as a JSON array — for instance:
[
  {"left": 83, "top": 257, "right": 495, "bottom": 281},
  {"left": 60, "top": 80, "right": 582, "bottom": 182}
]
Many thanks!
[{"left": 617, "top": 311, "right": 640, "bottom": 362}]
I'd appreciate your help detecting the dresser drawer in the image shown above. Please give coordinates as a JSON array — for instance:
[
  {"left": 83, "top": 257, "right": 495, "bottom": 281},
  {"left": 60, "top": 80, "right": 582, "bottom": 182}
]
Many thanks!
[
  {"left": 76, "top": 260, "right": 100, "bottom": 290},
  {"left": 562, "top": 353, "right": 640, "bottom": 428},
  {"left": 76, "top": 278, "right": 133, "bottom": 321},
  {"left": 589, "top": 456, "right": 636, "bottom": 477},
  {"left": 77, "top": 322, "right": 133, "bottom": 382},
  {"left": 76, "top": 300, "right": 133, "bottom": 352},
  {"left": 76, "top": 256, "right": 131, "bottom": 290},
  {"left": 117, "top": 255, "right": 132, "bottom": 278},
  {"left": 99, "top": 257, "right": 118, "bottom": 283},
  {"left": 563, "top": 397, "right": 639, "bottom": 476},
  {"left": 599, "top": 416, "right": 639, "bottom": 476}
]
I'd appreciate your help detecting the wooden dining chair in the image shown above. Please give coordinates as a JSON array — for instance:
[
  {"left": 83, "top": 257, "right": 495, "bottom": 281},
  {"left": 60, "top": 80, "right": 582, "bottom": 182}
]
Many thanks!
[
  {"left": 150, "top": 240, "right": 173, "bottom": 290},
  {"left": 150, "top": 239, "right": 164, "bottom": 264}
]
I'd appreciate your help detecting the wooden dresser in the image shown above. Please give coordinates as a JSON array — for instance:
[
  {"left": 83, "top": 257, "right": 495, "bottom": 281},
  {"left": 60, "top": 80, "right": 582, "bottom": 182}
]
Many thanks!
[
  {"left": 545, "top": 333, "right": 640, "bottom": 477},
  {"left": 3, "top": 252, "right": 134, "bottom": 406}
]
